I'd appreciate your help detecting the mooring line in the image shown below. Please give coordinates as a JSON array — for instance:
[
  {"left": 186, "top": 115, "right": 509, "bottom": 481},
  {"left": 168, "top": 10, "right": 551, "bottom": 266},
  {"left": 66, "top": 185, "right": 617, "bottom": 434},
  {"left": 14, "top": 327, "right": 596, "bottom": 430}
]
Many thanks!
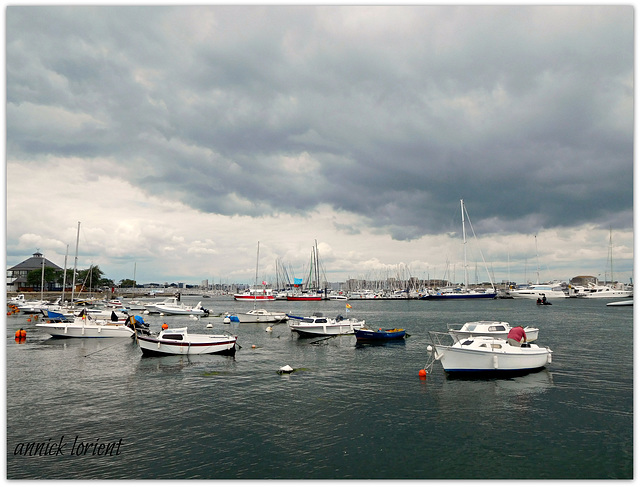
[{"left": 84, "top": 337, "right": 133, "bottom": 357}]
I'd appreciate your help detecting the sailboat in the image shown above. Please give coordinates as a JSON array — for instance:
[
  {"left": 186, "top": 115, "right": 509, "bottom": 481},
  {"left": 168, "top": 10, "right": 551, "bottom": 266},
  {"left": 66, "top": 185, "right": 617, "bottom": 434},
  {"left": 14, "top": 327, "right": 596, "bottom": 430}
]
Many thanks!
[
  {"left": 581, "top": 229, "right": 632, "bottom": 299},
  {"left": 287, "top": 240, "right": 324, "bottom": 301},
  {"left": 421, "top": 200, "right": 497, "bottom": 300},
  {"left": 37, "top": 222, "right": 135, "bottom": 338},
  {"left": 233, "top": 242, "right": 275, "bottom": 301}
]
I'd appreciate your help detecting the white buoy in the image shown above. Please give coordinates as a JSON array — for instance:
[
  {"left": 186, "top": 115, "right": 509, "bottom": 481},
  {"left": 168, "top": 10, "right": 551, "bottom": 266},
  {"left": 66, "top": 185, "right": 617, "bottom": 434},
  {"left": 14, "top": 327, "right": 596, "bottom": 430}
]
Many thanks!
[
  {"left": 265, "top": 326, "right": 273, "bottom": 332},
  {"left": 223, "top": 317, "right": 231, "bottom": 324},
  {"left": 206, "top": 323, "right": 213, "bottom": 328},
  {"left": 278, "top": 365, "right": 294, "bottom": 374},
  {"left": 427, "top": 345, "right": 433, "bottom": 352}
]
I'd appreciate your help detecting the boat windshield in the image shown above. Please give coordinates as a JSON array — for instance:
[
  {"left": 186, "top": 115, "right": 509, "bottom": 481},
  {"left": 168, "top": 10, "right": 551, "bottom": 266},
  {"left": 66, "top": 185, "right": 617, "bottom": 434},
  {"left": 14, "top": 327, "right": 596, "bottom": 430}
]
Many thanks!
[
  {"left": 163, "top": 334, "right": 183, "bottom": 340},
  {"left": 488, "top": 325, "right": 506, "bottom": 331}
]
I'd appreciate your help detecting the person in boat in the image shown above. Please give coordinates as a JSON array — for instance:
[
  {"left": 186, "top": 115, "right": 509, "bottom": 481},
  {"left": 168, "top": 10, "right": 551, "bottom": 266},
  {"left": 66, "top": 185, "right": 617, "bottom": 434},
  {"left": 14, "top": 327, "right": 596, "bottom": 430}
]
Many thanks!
[
  {"left": 542, "top": 294, "right": 547, "bottom": 304},
  {"left": 507, "top": 326, "right": 527, "bottom": 347},
  {"left": 536, "top": 297, "right": 542, "bottom": 304}
]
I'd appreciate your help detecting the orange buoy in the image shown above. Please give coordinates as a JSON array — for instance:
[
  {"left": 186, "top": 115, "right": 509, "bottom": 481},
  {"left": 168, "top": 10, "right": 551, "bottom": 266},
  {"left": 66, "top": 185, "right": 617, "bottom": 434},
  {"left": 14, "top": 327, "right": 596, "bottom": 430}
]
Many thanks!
[
  {"left": 251, "top": 344, "right": 256, "bottom": 349},
  {"left": 418, "top": 369, "right": 427, "bottom": 379},
  {"left": 162, "top": 323, "right": 168, "bottom": 330},
  {"left": 26, "top": 318, "right": 31, "bottom": 322},
  {"left": 20, "top": 329, "right": 26, "bottom": 338}
]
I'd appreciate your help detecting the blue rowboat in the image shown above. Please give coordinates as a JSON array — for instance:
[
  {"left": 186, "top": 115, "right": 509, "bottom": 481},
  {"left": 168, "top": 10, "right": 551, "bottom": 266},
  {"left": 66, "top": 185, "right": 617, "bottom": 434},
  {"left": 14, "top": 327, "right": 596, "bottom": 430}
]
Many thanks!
[{"left": 355, "top": 327, "right": 406, "bottom": 341}]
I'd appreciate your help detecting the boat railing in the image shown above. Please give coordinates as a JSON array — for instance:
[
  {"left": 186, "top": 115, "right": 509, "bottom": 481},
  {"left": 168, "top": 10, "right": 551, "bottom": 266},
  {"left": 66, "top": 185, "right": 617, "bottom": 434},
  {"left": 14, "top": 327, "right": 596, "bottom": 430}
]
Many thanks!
[{"left": 428, "top": 331, "right": 456, "bottom": 347}]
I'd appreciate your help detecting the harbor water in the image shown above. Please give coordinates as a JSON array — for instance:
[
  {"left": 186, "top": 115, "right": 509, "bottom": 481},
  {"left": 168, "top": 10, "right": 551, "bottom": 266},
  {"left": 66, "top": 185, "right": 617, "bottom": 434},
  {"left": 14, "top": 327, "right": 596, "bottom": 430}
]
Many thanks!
[{"left": 5, "top": 296, "right": 633, "bottom": 479}]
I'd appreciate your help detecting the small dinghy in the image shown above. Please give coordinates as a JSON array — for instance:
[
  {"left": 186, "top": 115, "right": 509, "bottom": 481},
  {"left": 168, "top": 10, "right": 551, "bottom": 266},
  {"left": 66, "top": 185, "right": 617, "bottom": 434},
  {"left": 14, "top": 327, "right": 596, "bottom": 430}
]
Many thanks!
[
  {"left": 355, "top": 327, "right": 406, "bottom": 341},
  {"left": 137, "top": 327, "right": 237, "bottom": 356}
]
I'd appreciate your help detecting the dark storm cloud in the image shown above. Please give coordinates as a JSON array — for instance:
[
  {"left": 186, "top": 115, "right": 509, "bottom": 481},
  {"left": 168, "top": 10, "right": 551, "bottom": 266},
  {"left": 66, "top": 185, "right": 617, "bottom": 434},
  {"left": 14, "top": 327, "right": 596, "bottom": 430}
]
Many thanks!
[{"left": 7, "top": 6, "right": 633, "bottom": 241}]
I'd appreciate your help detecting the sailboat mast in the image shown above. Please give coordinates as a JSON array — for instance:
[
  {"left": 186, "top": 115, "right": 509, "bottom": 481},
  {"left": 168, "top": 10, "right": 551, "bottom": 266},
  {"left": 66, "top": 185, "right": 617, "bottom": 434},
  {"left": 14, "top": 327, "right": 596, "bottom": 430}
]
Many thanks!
[
  {"left": 608, "top": 227, "right": 614, "bottom": 285},
  {"left": 71, "top": 221, "right": 80, "bottom": 303},
  {"left": 61, "top": 244, "right": 69, "bottom": 303},
  {"left": 535, "top": 235, "right": 540, "bottom": 284},
  {"left": 255, "top": 241, "right": 260, "bottom": 288},
  {"left": 460, "top": 199, "right": 468, "bottom": 289},
  {"left": 40, "top": 254, "right": 45, "bottom": 301},
  {"left": 314, "top": 239, "right": 320, "bottom": 291}
]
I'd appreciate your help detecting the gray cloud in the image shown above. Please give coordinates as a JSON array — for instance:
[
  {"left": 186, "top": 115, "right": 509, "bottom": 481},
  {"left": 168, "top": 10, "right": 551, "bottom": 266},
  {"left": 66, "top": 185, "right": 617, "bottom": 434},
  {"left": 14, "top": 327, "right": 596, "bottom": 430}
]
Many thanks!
[{"left": 6, "top": 5, "right": 633, "bottom": 282}]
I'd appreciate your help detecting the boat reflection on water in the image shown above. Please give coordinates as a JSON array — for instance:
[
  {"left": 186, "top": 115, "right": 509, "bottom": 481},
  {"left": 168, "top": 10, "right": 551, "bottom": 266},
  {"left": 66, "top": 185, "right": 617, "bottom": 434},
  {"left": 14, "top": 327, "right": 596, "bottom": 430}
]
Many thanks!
[
  {"left": 135, "top": 351, "right": 236, "bottom": 374},
  {"left": 436, "top": 368, "right": 555, "bottom": 400}
]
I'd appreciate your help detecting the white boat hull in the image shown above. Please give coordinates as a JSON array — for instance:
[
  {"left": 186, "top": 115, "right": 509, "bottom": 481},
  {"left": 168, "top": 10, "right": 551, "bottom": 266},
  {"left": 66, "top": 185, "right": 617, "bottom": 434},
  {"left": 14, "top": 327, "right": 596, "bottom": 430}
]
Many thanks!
[
  {"left": 226, "top": 309, "right": 287, "bottom": 323},
  {"left": 36, "top": 322, "right": 134, "bottom": 338},
  {"left": 508, "top": 289, "right": 567, "bottom": 299},
  {"left": 289, "top": 319, "right": 365, "bottom": 336},
  {"left": 434, "top": 338, "right": 552, "bottom": 373},
  {"left": 583, "top": 290, "right": 633, "bottom": 299},
  {"left": 155, "top": 306, "right": 207, "bottom": 315},
  {"left": 137, "top": 329, "right": 237, "bottom": 355}
]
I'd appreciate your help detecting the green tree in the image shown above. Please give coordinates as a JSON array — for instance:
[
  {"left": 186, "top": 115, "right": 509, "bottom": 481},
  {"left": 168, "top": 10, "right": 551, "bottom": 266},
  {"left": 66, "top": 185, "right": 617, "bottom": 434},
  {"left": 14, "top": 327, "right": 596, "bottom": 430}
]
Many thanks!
[
  {"left": 119, "top": 279, "right": 136, "bottom": 288},
  {"left": 76, "top": 266, "right": 105, "bottom": 291},
  {"left": 25, "top": 267, "right": 59, "bottom": 290}
]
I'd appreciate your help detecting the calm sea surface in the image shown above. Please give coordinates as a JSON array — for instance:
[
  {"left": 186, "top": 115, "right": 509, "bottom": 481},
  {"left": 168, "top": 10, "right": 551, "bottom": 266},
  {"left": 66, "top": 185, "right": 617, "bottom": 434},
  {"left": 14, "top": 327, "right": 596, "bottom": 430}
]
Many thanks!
[{"left": 5, "top": 296, "right": 633, "bottom": 479}]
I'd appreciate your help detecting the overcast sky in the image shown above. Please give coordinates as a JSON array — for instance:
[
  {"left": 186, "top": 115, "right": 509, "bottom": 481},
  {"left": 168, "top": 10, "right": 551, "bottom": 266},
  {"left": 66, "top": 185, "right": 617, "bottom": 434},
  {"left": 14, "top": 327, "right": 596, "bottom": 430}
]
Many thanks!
[{"left": 5, "top": 5, "right": 634, "bottom": 287}]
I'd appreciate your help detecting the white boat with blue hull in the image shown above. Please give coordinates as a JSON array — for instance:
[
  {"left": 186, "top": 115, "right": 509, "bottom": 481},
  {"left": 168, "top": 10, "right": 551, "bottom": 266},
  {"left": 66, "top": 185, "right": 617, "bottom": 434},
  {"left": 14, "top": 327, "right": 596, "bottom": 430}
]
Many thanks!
[{"left": 425, "top": 331, "right": 552, "bottom": 375}]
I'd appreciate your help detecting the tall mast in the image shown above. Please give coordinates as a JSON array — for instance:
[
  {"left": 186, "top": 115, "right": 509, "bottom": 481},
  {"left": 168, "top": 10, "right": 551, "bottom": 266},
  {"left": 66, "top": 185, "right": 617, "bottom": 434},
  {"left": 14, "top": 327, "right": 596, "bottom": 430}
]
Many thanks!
[
  {"left": 40, "top": 254, "right": 45, "bottom": 301},
  {"left": 535, "top": 235, "right": 540, "bottom": 284},
  {"left": 255, "top": 241, "right": 260, "bottom": 288},
  {"left": 314, "top": 239, "right": 320, "bottom": 291},
  {"left": 608, "top": 227, "right": 614, "bottom": 285},
  {"left": 61, "top": 244, "right": 69, "bottom": 303},
  {"left": 71, "top": 221, "right": 80, "bottom": 303},
  {"left": 460, "top": 199, "right": 468, "bottom": 289}
]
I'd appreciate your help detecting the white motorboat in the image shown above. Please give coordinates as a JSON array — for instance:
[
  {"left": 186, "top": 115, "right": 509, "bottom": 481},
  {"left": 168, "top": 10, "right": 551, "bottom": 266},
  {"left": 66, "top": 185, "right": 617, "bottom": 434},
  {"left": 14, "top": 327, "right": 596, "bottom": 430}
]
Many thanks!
[
  {"left": 507, "top": 283, "right": 567, "bottom": 299},
  {"left": 125, "top": 300, "right": 147, "bottom": 311},
  {"left": 426, "top": 332, "right": 552, "bottom": 374},
  {"left": 606, "top": 299, "right": 633, "bottom": 307},
  {"left": 580, "top": 285, "right": 633, "bottom": 299},
  {"left": 18, "top": 299, "right": 50, "bottom": 313},
  {"left": 154, "top": 301, "right": 209, "bottom": 316},
  {"left": 224, "top": 308, "right": 288, "bottom": 323},
  {"left": 288, "top": 313, "right": 365, "bottom": 337},
  {"left": 144, "top": 297, "right": 181, "bottom": 313},
  {"left": 36, "top": 314, "right": 135, "bottom": 338},
  {"left": 136, "top": 327, "right": 237, "bottom": 356},
  {"left": 447, "top": 321, "right": 539, "bottom": 342},
  {"left": 8, "top": 294, "right": 26, "bottom": 306}
]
